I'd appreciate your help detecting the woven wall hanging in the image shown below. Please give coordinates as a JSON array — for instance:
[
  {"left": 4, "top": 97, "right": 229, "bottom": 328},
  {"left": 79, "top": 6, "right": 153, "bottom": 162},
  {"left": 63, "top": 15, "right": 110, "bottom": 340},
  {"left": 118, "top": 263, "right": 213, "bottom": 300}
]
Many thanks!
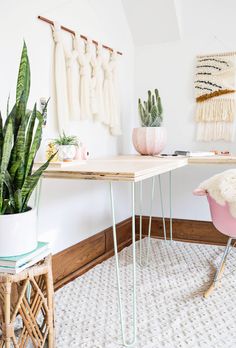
[{"left": 195, "top": 51, "right": 236, "bottom": 141}]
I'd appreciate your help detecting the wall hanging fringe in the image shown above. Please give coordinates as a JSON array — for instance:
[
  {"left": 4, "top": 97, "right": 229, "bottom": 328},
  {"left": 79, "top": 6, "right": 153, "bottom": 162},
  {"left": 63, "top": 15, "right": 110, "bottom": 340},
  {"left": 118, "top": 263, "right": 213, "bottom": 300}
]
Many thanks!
[
  {"left": 194, "top": 51, "right": 236, "bottom": 142},
  {"left": 42, "top": 17, "right": 122, "bottom": 135}
]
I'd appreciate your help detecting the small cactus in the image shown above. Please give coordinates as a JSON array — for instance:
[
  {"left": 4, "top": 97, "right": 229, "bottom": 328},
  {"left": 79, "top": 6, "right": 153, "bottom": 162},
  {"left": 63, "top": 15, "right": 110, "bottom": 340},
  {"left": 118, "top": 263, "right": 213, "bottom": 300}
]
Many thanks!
[{"left": 138, "top": 89, "right": 163, "bottom": 127}]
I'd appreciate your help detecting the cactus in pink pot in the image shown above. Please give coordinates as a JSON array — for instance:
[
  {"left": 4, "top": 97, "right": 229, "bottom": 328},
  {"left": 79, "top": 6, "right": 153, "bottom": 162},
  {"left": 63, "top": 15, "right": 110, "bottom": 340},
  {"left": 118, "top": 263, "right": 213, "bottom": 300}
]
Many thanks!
[
  {"left": 138, "top": 89, "right": 163, "bottom": 127},
  {"left": 133, "top": 89, "right": 167, "bottom": 156}
]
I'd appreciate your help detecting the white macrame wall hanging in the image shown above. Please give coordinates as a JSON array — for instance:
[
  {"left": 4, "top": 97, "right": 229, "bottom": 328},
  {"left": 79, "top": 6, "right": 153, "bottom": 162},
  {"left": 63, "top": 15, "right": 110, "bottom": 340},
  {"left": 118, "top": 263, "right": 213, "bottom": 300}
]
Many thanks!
[
  {"left": 51, "top": 22, "right": 70, "bottom": 133},
  {"left": 49, "top": 19, "right": 122, "bottom": 136},
  {"left": 103, "top": 51, "right": 121, "bottom": 136},
  {"left": 195, "top": 51, "right": 236, "bottom": 141}
]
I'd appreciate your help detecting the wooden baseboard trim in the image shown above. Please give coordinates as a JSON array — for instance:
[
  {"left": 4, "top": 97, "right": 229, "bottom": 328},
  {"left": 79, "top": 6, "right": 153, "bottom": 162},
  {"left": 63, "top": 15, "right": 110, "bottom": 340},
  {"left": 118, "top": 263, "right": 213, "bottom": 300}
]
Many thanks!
[
  {"left": 54, "top": 238, "right": 132, "bottom": 291},
  {"left": 138, "top": 216, "right": 228, "bottom": 246},
  {"left": 53, "top": 215, "right": 229, "bottom": 290},
  {"left": 53, "top": 217, "right": 132, "bottom": 290}
]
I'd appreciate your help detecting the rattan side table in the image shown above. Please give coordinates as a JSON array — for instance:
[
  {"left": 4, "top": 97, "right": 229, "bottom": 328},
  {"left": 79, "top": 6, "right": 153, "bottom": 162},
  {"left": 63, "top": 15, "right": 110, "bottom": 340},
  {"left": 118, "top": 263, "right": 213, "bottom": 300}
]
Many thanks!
[{"left": 0, "top": 255, "right": 54, "bottom": 348}]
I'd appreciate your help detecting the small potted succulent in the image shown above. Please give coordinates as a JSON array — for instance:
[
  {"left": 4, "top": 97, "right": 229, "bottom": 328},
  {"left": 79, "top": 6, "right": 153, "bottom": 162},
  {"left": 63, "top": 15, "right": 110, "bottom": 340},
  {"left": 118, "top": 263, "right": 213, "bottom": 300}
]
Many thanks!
[
  {"left": 53, "top": 132, "right": 79, "bottom": 162},
  {"left": 0, "top": 42, "right": 54, "bottom": 257},
  {"left": 132, "top": 89, "right": 167, "bottom": 155}
]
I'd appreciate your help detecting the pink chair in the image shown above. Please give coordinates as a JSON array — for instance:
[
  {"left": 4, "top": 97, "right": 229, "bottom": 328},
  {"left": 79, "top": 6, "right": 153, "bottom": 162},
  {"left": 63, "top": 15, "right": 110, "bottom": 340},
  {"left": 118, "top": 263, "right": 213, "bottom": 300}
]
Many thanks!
[{"left": 193, "top": 188, "right": 236, "bottom": 297}]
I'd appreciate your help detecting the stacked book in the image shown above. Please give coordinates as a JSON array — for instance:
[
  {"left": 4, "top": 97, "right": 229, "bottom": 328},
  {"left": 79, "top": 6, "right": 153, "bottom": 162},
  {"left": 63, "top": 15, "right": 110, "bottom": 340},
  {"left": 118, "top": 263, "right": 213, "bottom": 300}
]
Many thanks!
[{"left": 0, "top": 242, "right": 50, "bottom": 274}]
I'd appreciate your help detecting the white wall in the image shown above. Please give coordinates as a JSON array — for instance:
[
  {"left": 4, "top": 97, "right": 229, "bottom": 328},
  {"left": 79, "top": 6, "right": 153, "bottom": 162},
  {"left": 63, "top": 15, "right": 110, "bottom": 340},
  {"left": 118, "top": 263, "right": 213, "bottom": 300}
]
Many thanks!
[
  {"left": 0, "top": 0, "right": 135, "bottom": 253},
  {"left": 122, "top": 0, "right": 180, "bottom": 45},
  {"left": 135, "top": 0, "right": 236, "bottom": 221},
  {"left": 2, "top": 0, "right": 235, "bottom": 254}
]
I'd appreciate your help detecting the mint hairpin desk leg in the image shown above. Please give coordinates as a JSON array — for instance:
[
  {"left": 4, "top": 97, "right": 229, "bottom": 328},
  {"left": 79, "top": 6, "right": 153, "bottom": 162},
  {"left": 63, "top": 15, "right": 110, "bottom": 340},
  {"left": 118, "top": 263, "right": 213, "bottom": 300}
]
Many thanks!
[
  {"left": 158, "top": 175, "right": 167, "bottom": 241},
  {"left": 169, "top": 171, "right": 173, "bottom": 242},
  {"left": 110, "top": 182, "right": 137, "bottom": 347},
  {"left": 139, "top": 175, "right": 167, "bottom": 266},
  {"left": 139, "top": 177, "right": 155, "bottom": 267},
  {"left": 139, "top": 180, "right": 143, "bottom": 266}
]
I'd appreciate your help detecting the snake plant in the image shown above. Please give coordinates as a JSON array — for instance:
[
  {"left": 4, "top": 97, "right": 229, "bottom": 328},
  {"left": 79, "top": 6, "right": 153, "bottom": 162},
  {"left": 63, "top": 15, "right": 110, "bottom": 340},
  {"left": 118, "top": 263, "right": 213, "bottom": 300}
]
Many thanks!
[
  {"left": 0, "top": 42, "right": 54, "bottom": 215},
  {"left": 138, "top": 89, "right": 163, "bottom": 127}
]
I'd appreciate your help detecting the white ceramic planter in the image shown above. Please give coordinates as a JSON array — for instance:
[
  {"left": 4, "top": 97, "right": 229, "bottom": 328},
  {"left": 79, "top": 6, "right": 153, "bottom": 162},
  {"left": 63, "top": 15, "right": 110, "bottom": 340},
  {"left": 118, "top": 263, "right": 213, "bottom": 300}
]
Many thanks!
[
  {"left": 58, "top": 145, "right": 76, "bottom": 162},
  {"left": 132, "top": 127, "right": 167, "bottom": 155},
  {"left": 0, "top": 207, "right": 37, "bottom": 257}
]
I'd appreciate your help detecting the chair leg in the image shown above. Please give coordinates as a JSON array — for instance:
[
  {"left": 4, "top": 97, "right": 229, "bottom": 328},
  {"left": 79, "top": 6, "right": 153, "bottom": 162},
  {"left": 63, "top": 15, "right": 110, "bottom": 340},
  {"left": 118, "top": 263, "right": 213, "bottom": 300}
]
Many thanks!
[{"left": 204, "top": 237, "right": 232, "bottom": 298}]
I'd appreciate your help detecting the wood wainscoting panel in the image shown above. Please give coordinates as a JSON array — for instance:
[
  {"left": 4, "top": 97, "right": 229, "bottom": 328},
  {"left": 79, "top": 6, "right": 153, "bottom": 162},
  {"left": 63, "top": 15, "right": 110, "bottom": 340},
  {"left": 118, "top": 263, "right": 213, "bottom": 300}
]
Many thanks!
[
  {"left": 105, "top": 218, "right": 132, "bottom": 251},
  {"left": 53, "top": 232, "right": 105, "bottom": 288},
  {"left": 53, "top": 217, "right": 132, "bottom": 290},
  {"left": 53, "top": 215, "right": 229, "bottom": 290},
  {"left": 138, "top": 216, "right": 228, "bottom": 245}
]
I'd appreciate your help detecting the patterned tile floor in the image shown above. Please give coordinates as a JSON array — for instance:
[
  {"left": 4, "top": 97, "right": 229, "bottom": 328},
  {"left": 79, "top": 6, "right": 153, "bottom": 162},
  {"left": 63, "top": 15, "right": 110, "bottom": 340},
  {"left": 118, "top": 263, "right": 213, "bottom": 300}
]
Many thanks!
[{"left": 54, "top": 238, "right": 236, "bottom": 348}]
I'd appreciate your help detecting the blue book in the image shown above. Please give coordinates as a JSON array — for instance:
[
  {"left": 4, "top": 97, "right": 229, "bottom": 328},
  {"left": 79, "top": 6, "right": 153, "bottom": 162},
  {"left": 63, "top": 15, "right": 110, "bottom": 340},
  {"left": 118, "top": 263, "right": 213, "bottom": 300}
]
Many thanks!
[
  {"left": 0, "top": 249, "right": 50, "bottom": 274},
  {"left": 0, "top": 242, "right": 49, "bottom": 268}
]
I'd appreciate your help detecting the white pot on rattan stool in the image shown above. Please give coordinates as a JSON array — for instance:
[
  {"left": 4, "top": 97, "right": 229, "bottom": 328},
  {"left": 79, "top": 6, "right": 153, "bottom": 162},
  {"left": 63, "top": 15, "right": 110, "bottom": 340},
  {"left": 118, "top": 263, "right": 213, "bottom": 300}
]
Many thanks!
[{"left": 0, "top": 207, "right": 37, "bottom": 257}]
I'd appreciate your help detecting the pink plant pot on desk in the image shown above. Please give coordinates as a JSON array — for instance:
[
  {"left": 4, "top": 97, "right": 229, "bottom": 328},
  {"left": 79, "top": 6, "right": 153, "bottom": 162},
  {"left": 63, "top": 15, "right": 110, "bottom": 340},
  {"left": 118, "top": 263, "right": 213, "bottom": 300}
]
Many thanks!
[{"left": 132, "top": 127, "right": 167, "bottom": 155}]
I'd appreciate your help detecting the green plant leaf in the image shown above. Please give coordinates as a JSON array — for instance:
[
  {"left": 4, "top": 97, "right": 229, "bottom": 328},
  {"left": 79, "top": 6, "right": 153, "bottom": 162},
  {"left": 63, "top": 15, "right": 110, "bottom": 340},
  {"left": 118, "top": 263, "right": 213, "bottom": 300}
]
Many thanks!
[
  {"left": 15, "top": 91, "right": 27, "bottom": 139},
  {"left": 0, "top": 112, "right": 3, "bottom": 160},
  {"left": 1, "top": 199, "right": 10, "bottom": 214},
  {"left": 22, "top": 153, "right": 55, "bottom": 210},
  {"left": 3, "top": 103, "right": 17, "bottom": 136},
  {"left": 9, "top": 159, "right": 21, "bottom": 180},
  {"left": 3, "top": 171, "right": 15, "bottom": 210},
  {"left": 14, "top": 105, "right": 27, "bottom": 189},
  {"left": 25, "top": 104, "right": 37, "bottom": 163},
  {"left": 0, "top": 117, "right": 13, "bottom": 212},
  {"left": 0, "top": 117, "right": 13, "bottom": 176},
  {"left": 14, "top": 189, "right": 23, "bottom": 213},
  {"left": 24, "top": 117, "right": 43, "bottom": 179},
  {"left": 6, "top": 94, "right": 10, "bottom": 117},
  {"left": 16, "top": 42, "right": 30, "bottom": 106},
  {"left": 41, "top": 97, "right": 50, "bottom": 120},
  {"left": 6, "top": 94, "right": 26, "bottom": 176},
  {"left": 36, "top": 110, "right": 44, "bottom": 123}
]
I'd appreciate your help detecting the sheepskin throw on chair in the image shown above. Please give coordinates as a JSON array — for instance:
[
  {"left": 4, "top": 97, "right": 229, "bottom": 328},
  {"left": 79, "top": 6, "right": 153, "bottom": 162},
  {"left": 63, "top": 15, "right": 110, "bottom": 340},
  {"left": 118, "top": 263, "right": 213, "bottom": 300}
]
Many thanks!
[{"left": 195, "top": 51, "right": 236, "bottom": 141}]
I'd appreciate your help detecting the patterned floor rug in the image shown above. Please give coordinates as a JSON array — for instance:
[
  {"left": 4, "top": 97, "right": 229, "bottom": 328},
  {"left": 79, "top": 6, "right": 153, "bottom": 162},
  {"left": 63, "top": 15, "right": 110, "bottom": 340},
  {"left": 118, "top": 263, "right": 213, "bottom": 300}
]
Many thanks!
[{"left": 54, "top": 238, "right": 236, "bottom": 348}]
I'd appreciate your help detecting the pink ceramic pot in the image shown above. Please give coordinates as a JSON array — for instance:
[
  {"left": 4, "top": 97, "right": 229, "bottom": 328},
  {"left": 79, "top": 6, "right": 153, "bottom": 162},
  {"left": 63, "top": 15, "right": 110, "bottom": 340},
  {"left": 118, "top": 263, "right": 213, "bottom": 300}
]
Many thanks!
[{"left": 132, "top": 127, "right": 167, "bottom": 155}]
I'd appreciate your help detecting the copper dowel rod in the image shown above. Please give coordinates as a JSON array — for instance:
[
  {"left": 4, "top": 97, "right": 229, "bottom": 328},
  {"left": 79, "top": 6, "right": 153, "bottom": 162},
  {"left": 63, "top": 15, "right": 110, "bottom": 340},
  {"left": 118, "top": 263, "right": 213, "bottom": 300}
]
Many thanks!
[{"left": 38, "top": 15, "right": 123, "bottom": 55}]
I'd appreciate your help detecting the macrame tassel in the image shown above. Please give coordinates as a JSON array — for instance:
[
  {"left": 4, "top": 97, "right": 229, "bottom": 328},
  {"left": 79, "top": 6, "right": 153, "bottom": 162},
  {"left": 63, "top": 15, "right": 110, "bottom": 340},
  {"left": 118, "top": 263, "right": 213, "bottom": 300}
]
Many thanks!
[
  {"left": 194, "top": 52, "right": 236, "bottom": 142},
  {"left": 196, "top": 99, "right": 236, "bottom": 122},
  {"left": 51, "top": 22, "right": 70, "bottom": 133},
  {"left": 197, "top": 122, "right": 234, "bottom": 141}
]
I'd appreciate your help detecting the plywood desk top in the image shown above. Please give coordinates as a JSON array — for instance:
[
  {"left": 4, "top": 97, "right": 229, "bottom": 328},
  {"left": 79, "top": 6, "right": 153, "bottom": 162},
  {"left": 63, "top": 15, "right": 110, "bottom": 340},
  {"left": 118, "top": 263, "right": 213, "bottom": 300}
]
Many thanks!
[
  {"left": 188, "top": 155, "right": 236, "bottom": 164},
  {"left": 95, "top": 154, "right": 236, "bottom": 164},
  {"left": 42, "top": 157, "right": 188, "bottom": 182},
  {"left": 41, "top": 154, "right": 236, "bottom": 182},
  {"left": 114, "top": 154, "right": 236, "bottom": 164}
]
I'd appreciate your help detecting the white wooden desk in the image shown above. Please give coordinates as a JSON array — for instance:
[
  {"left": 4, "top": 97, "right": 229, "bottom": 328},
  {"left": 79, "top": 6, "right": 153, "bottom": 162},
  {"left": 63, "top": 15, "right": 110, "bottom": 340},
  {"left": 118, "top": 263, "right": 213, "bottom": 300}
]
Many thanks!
[{"left": 40, "top": 156, "right": 187, "bottom": 347}]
